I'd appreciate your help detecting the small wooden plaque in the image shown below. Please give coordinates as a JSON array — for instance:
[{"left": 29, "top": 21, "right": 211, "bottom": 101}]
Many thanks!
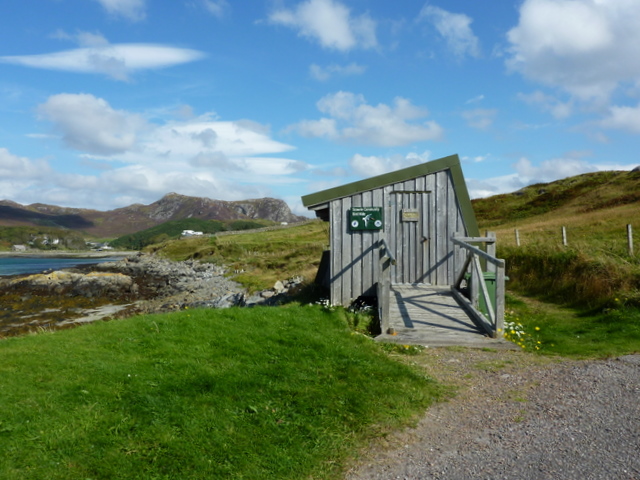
[{"left": 401, "top": 209, "right": 419, "bottom": 222}]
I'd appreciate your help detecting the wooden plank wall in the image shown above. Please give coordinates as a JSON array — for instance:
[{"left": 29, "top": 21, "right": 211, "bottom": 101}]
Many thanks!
[{"left": 329, "top": 169, "right": 468, "bottom": 306}]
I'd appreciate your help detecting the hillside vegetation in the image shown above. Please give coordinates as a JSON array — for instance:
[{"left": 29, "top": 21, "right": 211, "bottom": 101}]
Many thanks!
[
  {"left": 472, "top": 169, "right": 640, "bottom": 309},
  {"left": 110, "top": 218, "right": 270, "bottom": 251},
  {"left": 0, "top": 225, "right": 88, "bottom": 251}
]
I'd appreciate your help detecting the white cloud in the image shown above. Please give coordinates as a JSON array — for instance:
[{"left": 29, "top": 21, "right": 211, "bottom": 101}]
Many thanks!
[
  {"left": 145, "top": 120, "right": 295, "bottom": 159},
  {"left": 93, "top": 0, "right": 146, "bottom": 21},
  {"left": 507, "top": 0, "right": 640, "bottom": 102},
  {"left": 349, "top": 151, "right": 431, "bottom": 177},
  {"left": 33, "top": 163, "right": 277, "bottom": 211},
  {"left": 51, "top": 30, "right": 110, "bottom": 48},
  {"left": 600, "top": 103, "right": 640, "bottom": 134},
  {"left": 0, "top": 148, "right": 55, "bottom": 204},
  {"left": 23, "top": 96, "right": 309, "bottom": 210},
  {"left": 0, "top": 148, "right": 52, "bottom": 180},
  {"left": 293, "top": 118, "right": 338, "bottom": 138},
  {"left": 419, "top": 5, "right": 480, "bottom": 58},
  {"left": 518, "top": 91, "right": 573, "bottom": 119},
  {"left": 1, "top": 43, "right": 205, "bottom": 81},
  {"left": 200, "top": 0, "right": 229, "bottom": 18},
  {"left": 37, "top": 94, "right": 147, "bottom": 155},
  {"left": 290, "top": 91, "right": 443, "bottom": 146},
  {"left": 462, "top": 109, "right": 497, "bottom": 130},
  {"left": 36, "top": 94, "right": 298, "bottom": 165},
  {"left": 189, "top": 151, "right": 235, "bottom": 169},
  {"left": 466, "top": 174, "right": 525, "bottom": 199},
  {"left": 465, "top": 94, "right": 485, "bottom": 105},
  {"left": 309, "top": 62, "right": 366, "bottom": 81},
  {"left": 461, "top": 154, "right": 489, "bottom": 164},
  {"left": 268, "top": 0, "right": 377, "bottom": 51}
]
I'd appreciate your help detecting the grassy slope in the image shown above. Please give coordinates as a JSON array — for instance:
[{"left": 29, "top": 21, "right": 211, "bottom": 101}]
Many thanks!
[
  {"left": 472, "top": 169, "right": 640, "bottom": 357},
  {"left": 472, "top": 170, "right": 640, "bottom": 305},
  {"left": 473, "top": 170, "right": 640, "bottom": 250},
  {"left": 0, "top": 306, "right": 444, "bottom": 480}
]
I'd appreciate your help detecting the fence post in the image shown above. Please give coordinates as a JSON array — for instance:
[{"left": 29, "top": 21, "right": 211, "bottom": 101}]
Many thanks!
[
  {"left": 515, "top": 228, "right": 520, "bottom": 247},
  {"left": 628, "top": 224, "right": 634, "bottom": 257},
  {"left": 562, "top": 226, "right": 568, "bottom": 246}
]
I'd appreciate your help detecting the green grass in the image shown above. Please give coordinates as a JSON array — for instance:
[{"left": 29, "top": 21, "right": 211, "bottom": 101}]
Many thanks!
[
  {"left": 0, "top": 305, "right": 444, "bottom": 480},
  {"left": 505, "top": 294, "right": 640, "bottom": 358}
]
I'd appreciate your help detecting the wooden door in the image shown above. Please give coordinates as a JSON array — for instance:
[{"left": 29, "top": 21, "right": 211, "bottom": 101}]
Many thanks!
[{"left": 389, "top": 191, "right": 432, "bottom": 284}]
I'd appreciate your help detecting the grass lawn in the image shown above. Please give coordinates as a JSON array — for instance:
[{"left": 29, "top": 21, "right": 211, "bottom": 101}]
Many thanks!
[
  {"left": 0, "top": 305, "right": 444, "bottom": 480},
  {"left": 505, "top": 294, "right": 640, "bottom": 358}
]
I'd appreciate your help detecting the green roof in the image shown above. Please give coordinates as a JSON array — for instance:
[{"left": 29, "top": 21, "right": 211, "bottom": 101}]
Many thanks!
[{"left": 301, "top": 154, "right": 479, "bottom": 236}]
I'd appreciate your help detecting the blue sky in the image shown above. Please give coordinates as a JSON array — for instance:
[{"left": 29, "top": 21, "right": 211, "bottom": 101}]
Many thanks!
[{"left": 1, "top": 0, "right": 639, "bottom": 216}]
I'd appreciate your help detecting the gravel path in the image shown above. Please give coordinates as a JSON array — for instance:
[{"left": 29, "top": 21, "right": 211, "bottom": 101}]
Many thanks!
[{"left": 345, "top": 348, "right": 640, "bottom": 480}]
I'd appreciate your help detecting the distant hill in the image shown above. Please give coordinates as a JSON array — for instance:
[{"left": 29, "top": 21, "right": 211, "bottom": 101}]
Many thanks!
[{"left": 0, "top": 194, "right": 306, "bottom": 238}]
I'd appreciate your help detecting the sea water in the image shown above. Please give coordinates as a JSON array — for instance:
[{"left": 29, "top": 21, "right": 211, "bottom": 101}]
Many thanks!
[{"left": 0, "top": 256, "right": 122, "bottom": 276}]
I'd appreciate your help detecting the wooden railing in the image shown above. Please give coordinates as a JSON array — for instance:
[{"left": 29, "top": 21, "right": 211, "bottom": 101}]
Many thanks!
[
  {"left": 376, "top": 238, "right": 396, "bottom": 334},
  {"left": 451, "top": 233, "right": 506, "bottom": 338}
]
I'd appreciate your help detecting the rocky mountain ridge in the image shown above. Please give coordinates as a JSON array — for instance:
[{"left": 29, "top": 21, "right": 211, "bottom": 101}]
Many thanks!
[{"left": 0, "top": 193, "right": 305, "bottom": 238}]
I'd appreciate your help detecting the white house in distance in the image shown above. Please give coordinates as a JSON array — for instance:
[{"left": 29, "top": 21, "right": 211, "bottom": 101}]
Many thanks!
[{"left": 181, "top": 230, "right": 204, "bottom": 237}]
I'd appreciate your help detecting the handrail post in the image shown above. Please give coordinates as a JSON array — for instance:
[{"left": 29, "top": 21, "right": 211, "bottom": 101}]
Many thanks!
[
  {"left": 377, "top": 238, "right": 395, "bottom": 334},
  {"left": 495, "top": 263, "right": 505, "bottom": 336},
  {"left": 451, "top": 235, "right": 506, "bottom": 338},
  {"left": 469, "top": 252, "right": 479, "bottom": 310}
]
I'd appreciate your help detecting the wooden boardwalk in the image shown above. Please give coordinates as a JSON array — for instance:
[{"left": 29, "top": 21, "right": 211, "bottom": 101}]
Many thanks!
[{"left": 375, "top": 284, "right": 514, "bottom": 348}]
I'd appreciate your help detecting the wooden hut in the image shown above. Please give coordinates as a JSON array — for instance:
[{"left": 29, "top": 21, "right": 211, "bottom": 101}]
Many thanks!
[{"left": 301, "top": 154, "right": 480, "bottom": 306}]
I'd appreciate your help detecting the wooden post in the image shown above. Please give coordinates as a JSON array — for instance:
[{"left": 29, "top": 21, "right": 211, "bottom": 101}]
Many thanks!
[
  {"left": 486, "top": 231, "right": 497, "bottom": 273},
  {"left": 515, "top": 228, "right": 521, "bottom": 247},
  {"left": 377, "top": 238, "right": 395, "bottom": 334},
  {"left": 469, "top": 253, "right": 479, "bottom": 311},
  {"left": 628, "top": 224, "right": 634, "bottom": 257},
  {"left": 562, "top": 226, "right": 568, "bottom": 246},
  {"left": 495, "top": 261, "right": 506, "bottom": 338},
  {"left": 453, "top": 232, "right": 462, "bottom": 289}
]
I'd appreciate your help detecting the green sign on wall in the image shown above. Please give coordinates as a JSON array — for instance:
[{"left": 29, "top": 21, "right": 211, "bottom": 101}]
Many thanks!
[{"left": 349, "top": 207, "right": 383, "bottom": 231}]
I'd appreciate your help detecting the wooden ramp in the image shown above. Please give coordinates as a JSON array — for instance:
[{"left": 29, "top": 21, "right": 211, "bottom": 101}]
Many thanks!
[{"left": 375, "top": 284, "right": 514, "bottom": 349}]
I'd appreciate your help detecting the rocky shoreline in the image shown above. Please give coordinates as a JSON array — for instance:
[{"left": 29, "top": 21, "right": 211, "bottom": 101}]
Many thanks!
[{"left": 1, "top": 253, "right": 303, "bottom": 337}]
